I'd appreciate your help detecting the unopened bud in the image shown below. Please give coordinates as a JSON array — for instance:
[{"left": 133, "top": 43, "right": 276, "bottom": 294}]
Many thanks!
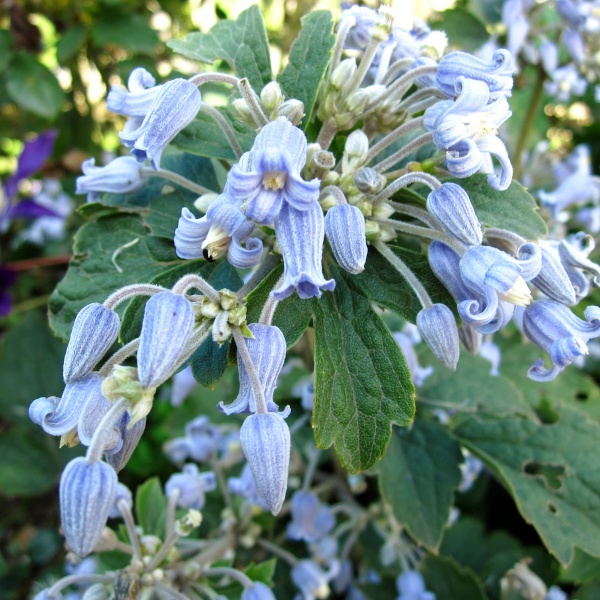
[
  {"left": 260, "top": 81, "right": 284, "bottom": 115},
  {"left": 364, "top": 220, "right": 381, "bottom": 239},
  {"left": 232, "top": 98, "right": 256, "bottom": 127},
  {"left": 175, "top": 509, "right": 202, "bottom": 536},
  {"left": 355, "top": 167, "right": 385, "bottom": 194},
  {"left": 331, "top": 58, "right": 357, "bottom": 90},
  {"left": 372, "top": 202, "right": 394, "bottom": 219},
  {"left": 344, "top": 89, "right": 370, "bottom": 114},
  {"left": 200, "top": 298, "right": 221, "bottom": 319},
  {"left": 212, "top": 311, "right": 232, "bottom": 343},
  {"left": 345, "top": 130, "right": 369, "bottom": 160},
  {"left": 313, "top": 150, "right": 335, "bottom": 170},
  {"left": 194, "top": 192, "right": 219, "bottom": 214},
  {"left": 218, "top": 288, "right": 238, "bottom": 311},
  {"left": 227, "top": 304, "right": 248, "bottom": 327},
  {"left": 277, "top": 99, "right": 305, "bottom": 125}
]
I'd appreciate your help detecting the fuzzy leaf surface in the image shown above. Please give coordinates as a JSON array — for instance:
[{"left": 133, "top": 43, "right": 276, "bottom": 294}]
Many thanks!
[
  {"left": 376, "top": 419, "right": 463, "bottom": 551},
  {"left": 453, "top": 174, "right": 547, "bottom": 240},
  {"left": 313, "top": 262, "right": 415, "bottom": 473},
  {"left": 277, "top": 10, "right": 335, "bottom": 130},
  {"left": 453, "top": 408, "right": 600, "bottom": 566},
  {"left": 167, "top": 5, "right": 272, "bottom": 92}
]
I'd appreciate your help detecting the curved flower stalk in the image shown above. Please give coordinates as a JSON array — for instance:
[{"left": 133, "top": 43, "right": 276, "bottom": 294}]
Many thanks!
[
  {"left": 174, "top": 194, "right": 263, "bottom": 267},
  {"left": 424, "top": 77, "right": 513, "bottom": 190},
  {"left": 227, "top": 117, "right": 320, "bottom": 225},
  {"left": 523, "top": 299, "right": 600, "bottom": 381}
]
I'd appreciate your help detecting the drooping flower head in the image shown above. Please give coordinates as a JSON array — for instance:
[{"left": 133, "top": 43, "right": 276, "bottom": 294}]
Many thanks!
[
  {"left": 287, "top": 491, "right": 335, "bottom": 543},
  {"left": 119, "top": 78, "right": 202, "bottom": 170},
  {"left": 76, "top": 157, "right": 146, "bottom": 203},
  {"left": 523, "top": 299, "right": 600, "bottom": 381},
  {"left": 227, "top": 117, "right": 320, "bottom": 225},
  {"left": 425, "top": 77, "right": 513, "bottom": 190}
]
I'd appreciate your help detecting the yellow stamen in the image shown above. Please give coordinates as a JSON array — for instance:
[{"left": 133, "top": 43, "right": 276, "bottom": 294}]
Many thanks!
[
  {"left": 262, "top": 171, "right": 287, "bottom": 190},
  {"left": 498, "top": 276, "right": 532, "bottom": 307}
]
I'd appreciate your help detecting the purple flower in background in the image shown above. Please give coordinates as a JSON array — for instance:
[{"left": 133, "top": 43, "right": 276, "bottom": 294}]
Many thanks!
[
  {"left": 0, "top": 267, "right": 17, "bottom": 317},
  {"left": 544, "top": 64, "right": 587, "bottom": 102}
]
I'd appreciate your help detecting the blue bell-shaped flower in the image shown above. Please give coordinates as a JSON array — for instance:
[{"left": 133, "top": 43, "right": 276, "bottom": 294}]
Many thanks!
[{"left": 325, "top": 204, "right": 368, "bottom": 274}]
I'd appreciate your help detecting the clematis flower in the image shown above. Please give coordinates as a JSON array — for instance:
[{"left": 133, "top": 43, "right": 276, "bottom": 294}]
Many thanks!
[
  {"left": 291, "top": 559, "right": 339, "bottom": 600},
  {"left": 119, "top": 78, "right": 202, "bottom": 170},
  {"left": 457, "top": 244, "right": 541, "bottom": 334},
  {"left": 544, "top": 64, "right": 587, "bottom": 102},
  {"left": 174, "top": 193, "right": 263, "bottom": 268},
  {"left": 523, "top": 299, "right": 600, "bottom": 381},
  {"left": 396, "top": 570, "right": 435, "bottom": 600},
  {"left": 272, "top": 201, "right": 336, "bottom": 300},
  {"left": 76, "top": 156, "right": 146, "bottom": 203},
  {"left": 436, "top": 49, "right": 514, "bottom": 97},
  {"left": 287, "top": 491, "right": 335, "bottom": 543},
  {"left": 226, "top": 117, "right": 320, "bottom": 225},
  {"left": 165, "top": 464, "right": 216, "bottom": 509},
  {"left": 424, "top": 77, "right": 513, "bottom": 190},
  {"left": 107, "top": 67, "right": 162, "bottom": 118}
]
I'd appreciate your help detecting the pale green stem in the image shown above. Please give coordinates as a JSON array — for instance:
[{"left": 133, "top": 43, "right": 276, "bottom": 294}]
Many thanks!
[
  {"left": 407, "top": 97, "right": 440, "bottom": 116},
  {"left": 232, "top": 327, "right": 268, "bottom": 414},
  {"left": 316, "top": 117, "right": 339, "bottom": 151},
  {"left": 154, "top": 581, "right": 192, "bottom": 600},
  {"left": 364, "top": 117, "right": 424, "bottom": 164},
  {"left": 371, "top": 131, "right": 434, "bottom": 174},
  {"left": 146, "top": 531, "right": 180, "bottom": 572},
  {"left": 172, "top": 274, "right": 219, "bottom": 303},
  {"left": 259, "top": 277, "right": 283, "bottom": 325},
  {"left": 189, "top": 72, "right": 240, "bottom": 87},
  {"left": 201, "top": 104, "right": 243, "bottom": 159},
  {"left": 104, "top": 284, "right": 168, "bottom": 310},
  {"left": 48, "top": 575, "right": 113, "bottom": 596},
  {"left": 236, "top": 251, "right": 280, "bottom": 300},
  {"left": 86, "top": 397, "right": 129, "bottom": 462},
  {"left": 210, "top": 456, "right": 233, "bottom": 512},
  {"left": 388, "top": 201, "right": 443, "bottom": 230},
  {"left": 99, "top": 338, "right": 140, "bottom": 377},
  {"left": 166, "top": 488, "right": 181, "bottom": 539},
  {"left": 395, "top": 86, "right": 445, "bottom": 113},
  {"left": 373, "top": 217, "right": 466, "bottom": 255},
  {"left": 329, "top": 15, "right": 357, "bottom": 75},
  {"left": 342, "top": 35, "right": 384, "bottom": 103},
  {"left": 238, "top": 78, "right": 268, "bottom": 127},
  {"left": 302, "top": 448, "right": 321, "bottom": 492},
  {"left": 371, "top": 171, "right": 441, "bottom": 205},
  {"left": 320, "top": 185, "right": 348, "bottom": 206},
  {"left": 373, "top": 240, "right": 432, "bottom": 309},
  {"left": 257, "top": 538, "right": 298, "bottom": 566},
  {"left": 118, "top": 498, "right": 143, "bottom": 563},
  {"left": 202, "top": 567, "right": 254, "bottom": 589},
  {"left": 142, "top": 167, "right": 215, "bottom": 196},
  {"left": 381, "top": 58, "right": 417, "bottom": 85}
]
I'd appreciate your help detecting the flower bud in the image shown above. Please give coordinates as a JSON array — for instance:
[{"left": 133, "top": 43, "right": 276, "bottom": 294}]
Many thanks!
[
  {"left": 59, "top": 457, "right": 118, "bottom": 557},
  {"left": 138, "top": 291, "right": 195, "bottom": 389},
  {"left": 261, "top": 81, "right": 284, "bottom": 115},
  {"left": 242, "top": 582, "right": 277, "bottom": 600},
  {"left": 240, "top": 412, "right": 291, "bottom": 515},
  {"left": 105, "top": 414, "right": 146, "bottom": 472},
  {"left": 426, "top": 183, "right": 482, "bottom": 246},
  {"left": 354, "top": 168, "right": 385, "bottom": 194},
  {"left": 345, "top": 130, "right": 370, "bottom": 161},
  {"left": 212, "top": 310, "right": 232, "bottom": 343},
  {"left": 325, "top": 204, "right": 368, "bottom": 274},
  {"left": 63, "top": 304, "right": 120, "bottom": 384},
  {"left": 331, "top": 59, "right": 357, "bottom": 91},
  {"left": 417, "top": 304, "right": 460, "bottom": 370},
  {"left": 233, "top": 98, "right": 256, "bottom": 127},
  {"left": 277, "top": 99, "right": 305, "bottom": 125}
]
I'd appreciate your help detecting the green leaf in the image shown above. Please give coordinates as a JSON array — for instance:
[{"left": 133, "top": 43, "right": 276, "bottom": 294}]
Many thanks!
[
  {"left": 429, "top": 8, "right": 489, "bottom": 53},
  {"left": 245, "top": 558, "right": 277, "bottom": 584},
  {"left": 56, "top": 25, "right": 87, "bottom": 64},
  {"left": 172, "top": 109, "right": 256, "bottom": 161},
  {"left": 451, "top": 174, "right": 547, "bottom": 241},
  {"left": 313, "top": 262, "right": 415, "bottom": 473},
  {"left": 563, "top": 548, "right": 600, "bottom": 584},
  {"left": 418, "top": 350, "right": 537, "bottom": 418},
  {"left": 91, "top": 14, "right": 159, "bottom": 55},
  {"left": 167, "top": 5, "right": 272, "bottom": 92},
  {"left": 245, "top": 261, "right": 315, "bottom": 348},
  {"left": 79, "top": 152, "right": 219, "bottom": 239},
  {"left": 135, "top": 477, "right": 167, "bottom": 537},
  {"left": 0, "top": 30, "right": 13, "bottom": 71},
  {"left": 421, "top": 554, "right": 488, "bottom": 600},
  {"left": 354, "top": 245, "right": 455, "bottom": 322},
  {"left": 49, "top": 214, "right": 182, "bottom": 340},
  {"left": 278, "top": 10, "right": 335, "bottom": 129},
  {"left": 453, "top": 408, "right": 600, "bottom": 566},
  {"left": 0, "top": 311, "right": 65, "bottom": 424},
  {"left": 191, "top": 336, "right": 233, "bottom": 389},
  {"left": 0, "top": 430, "right": 64, "bottom": 496},
  {"left": 6, "top": 52, "right": 65, "bottom": 120},
  {"left": 495, "top": 336, "right": 600, "bottom": 421},
  {"left": 376, "top": 419, "right": 463, "bottom": 551}
]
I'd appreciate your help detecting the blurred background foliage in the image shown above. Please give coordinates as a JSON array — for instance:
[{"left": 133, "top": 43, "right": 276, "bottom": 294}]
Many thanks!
[{"left": 2, "top": 0, "right": 600, "bottom": 599}]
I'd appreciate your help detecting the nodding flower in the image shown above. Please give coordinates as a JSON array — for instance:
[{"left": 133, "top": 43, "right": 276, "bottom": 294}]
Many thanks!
[{"left": 523, "top": 299, "right": 600, "bottom": 381}]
